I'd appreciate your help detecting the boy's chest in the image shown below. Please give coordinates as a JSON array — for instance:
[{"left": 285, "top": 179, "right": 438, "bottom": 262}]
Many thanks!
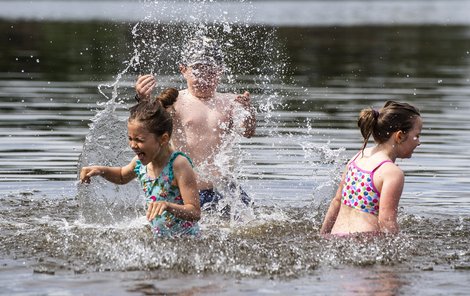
[{"left": 175, "top": 99, "right": 231, "bottom": 130}]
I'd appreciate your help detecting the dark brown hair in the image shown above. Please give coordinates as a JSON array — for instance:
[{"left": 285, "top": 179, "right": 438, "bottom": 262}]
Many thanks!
[
  {"left": 128, "top": 88, "right": 178, "bottom": 137},
  {"left": 358, "top": 100, "right": 421, "bottom": 151}
]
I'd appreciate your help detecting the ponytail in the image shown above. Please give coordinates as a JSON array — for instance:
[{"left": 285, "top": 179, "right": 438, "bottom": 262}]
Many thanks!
[{"left": 129, "top": 88, "right": 179, "bottom": 137}]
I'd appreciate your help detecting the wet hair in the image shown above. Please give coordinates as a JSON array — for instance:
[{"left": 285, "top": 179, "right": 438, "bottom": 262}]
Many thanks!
[
  {"left": 128, "top": 88, "right": 178, "bottom": 137},
  {"left": 358, "top": 100, "right": 421, "bottom": 151}
]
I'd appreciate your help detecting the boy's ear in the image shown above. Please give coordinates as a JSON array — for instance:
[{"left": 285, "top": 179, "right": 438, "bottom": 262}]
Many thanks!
[{"left": 179, "top": 64, "right": 187, "bottom": 73}]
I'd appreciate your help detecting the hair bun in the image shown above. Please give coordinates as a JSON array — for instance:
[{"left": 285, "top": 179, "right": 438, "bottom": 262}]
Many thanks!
[{"left": 156, "top": 88, "right": 179, "bottom": 109}]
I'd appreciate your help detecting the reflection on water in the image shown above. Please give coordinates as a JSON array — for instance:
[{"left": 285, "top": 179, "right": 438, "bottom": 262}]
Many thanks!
[{"left": 1, "top": 5, "right": 470, "bottom": 294}]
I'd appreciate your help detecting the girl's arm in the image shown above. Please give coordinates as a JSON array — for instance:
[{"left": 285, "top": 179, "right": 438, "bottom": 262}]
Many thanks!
[
  {"left": 320, "top": 169, "right": 347, "bottom": 234},
  {"left": 146, "top": 156, "right": 201, "bottom": 221},
  {"left": 377, "top": 166, "right": 404, "bottom": 234},
  {"left": 80, "top": 157, "right": 137, "bottom": 185}
]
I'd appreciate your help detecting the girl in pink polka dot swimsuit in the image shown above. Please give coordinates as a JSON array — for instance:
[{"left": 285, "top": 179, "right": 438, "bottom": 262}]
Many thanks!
[
  {"left": 321, "top": 101, "right": 422, "bottom": 236},
  {"left": 342, "top": 154, "right": 392, "bottom": 216}
]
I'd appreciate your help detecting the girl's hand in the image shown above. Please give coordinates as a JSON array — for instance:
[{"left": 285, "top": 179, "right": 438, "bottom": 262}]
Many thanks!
[
  {"left": 135, "top": 74, "right": 156, "bottom": 101},
  {"left": 146, "top": 201, "right": 169, "bottom": 221},
  {"left": 79, "top": 166, "right": 103, "bottom": 184}
]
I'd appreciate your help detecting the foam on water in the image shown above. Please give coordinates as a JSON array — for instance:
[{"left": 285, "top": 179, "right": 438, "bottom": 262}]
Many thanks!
[{"left": 1, "top": 193, "right": 469, "bottom": 278}]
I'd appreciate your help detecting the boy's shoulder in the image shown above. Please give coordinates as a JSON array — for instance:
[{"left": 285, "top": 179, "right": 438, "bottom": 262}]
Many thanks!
[
  {"left": 214, "top": 91, "right": 236, "bottom": 100},
  {"left": 177, "top": 89, "right": 236, "bottom": 105}
]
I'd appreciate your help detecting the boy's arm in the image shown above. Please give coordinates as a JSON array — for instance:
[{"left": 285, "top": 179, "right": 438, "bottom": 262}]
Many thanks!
[
  {"left": 235, "top": 91, "right": 256, "bottom": 138},
  {"left": 135, "top": 74, "right": 156, "bottom": 101}
]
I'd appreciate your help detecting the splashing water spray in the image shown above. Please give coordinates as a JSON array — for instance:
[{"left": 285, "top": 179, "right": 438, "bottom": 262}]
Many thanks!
[
  {"left": 24, "top": 1, "right": 420, "bottom": 278},
  {"left": 77, "top": 0, "right": 290, "bottom": 229}
]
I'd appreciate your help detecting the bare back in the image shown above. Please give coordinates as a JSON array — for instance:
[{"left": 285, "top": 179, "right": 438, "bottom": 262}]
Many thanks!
[{"left": 331, "top": 147, "right": 400, "bottom": 234}]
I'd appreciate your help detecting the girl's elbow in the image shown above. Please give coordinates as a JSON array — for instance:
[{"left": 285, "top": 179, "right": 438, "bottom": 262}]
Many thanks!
[
  {"left": 330, "top": 195, "right": 342, "bottom": 207},
  {"left": 118, "top": 178, "right": 132, "bottom": 185},
  {"left": 191, "top": 209, "right": 201, "bottom": 221},
  {"left": 187, "top": 205, "right": 201, "bottom": 221}
]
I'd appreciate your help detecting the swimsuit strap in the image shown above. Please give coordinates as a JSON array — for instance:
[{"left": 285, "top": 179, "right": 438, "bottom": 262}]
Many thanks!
[
  {"left": 371, "top": 159, "right": 393, "bottom": 173},
  {"left": 167, "top": 151, "right": 193, "bottom": 183},
  {"left": 351, "top": 151, "right": 393, "bottom": 173}
]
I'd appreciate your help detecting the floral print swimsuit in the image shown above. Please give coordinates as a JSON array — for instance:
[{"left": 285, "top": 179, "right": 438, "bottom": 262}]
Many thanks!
[
  {"left": 341, "top": 153, "right": 392, "bottom": 216},
  {"left": 134, "top": 151, "right": 199, "bottom": 237}
]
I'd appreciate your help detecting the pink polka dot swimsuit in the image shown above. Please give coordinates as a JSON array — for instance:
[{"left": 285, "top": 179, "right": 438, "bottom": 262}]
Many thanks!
[{"left": 341, "top": 153, "right": 392, "bottom": 216}]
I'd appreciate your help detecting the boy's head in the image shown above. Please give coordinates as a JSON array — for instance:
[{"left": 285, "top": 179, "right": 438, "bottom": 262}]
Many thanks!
[
  {"left": 181, "top": 36, "right": 225, "bottom": 69},
  {"left": 180, "top": 37, "right": 224, "bottom": 96}
]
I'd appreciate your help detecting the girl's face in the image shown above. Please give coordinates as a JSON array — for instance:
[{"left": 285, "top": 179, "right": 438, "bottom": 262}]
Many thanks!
[
  {"left": 397, "top": 116, "right": 423, "bottom": 158},
  {"left": 127, "top": 121, "right": 164, "bottom": 165}
]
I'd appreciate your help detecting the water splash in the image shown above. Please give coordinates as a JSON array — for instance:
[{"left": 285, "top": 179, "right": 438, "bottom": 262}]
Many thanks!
[
  {"left": 2, "top": 193, "right": 469, "bottom": 277},
  {"left": 76, "top": 0, "right": 290, "bottom": 225},
  {"left": 71, "top": 0, "right": 375, "bottom": 278}
]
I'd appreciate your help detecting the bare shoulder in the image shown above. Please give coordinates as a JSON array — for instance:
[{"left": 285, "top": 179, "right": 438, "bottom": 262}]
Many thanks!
[
  {"left": 380, "top": 162, "right": 404, "bottom": 182},
  {"left": 172, "top": 154, "right": 193, "bottom": 172},
  {"left": 215, "top": 92, "right": 236, "bottom": 102}
]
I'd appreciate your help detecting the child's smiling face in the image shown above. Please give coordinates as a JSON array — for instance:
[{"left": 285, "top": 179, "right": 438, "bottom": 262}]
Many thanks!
[{"left": 127, "top": 120, "right": 163, "bottom": 165}]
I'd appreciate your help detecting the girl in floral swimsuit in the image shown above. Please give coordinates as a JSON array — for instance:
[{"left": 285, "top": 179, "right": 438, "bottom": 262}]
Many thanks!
[
  {"left": 80, "top": 88, "right": 200, "bottom": 237},
  {"left": 320, "top": 101, "right": 422, "bottom": 236}
]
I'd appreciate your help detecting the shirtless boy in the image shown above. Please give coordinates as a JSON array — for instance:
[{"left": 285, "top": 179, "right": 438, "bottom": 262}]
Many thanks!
[{"left": 135, "top": 37, "right": 256, "bottom": 209}]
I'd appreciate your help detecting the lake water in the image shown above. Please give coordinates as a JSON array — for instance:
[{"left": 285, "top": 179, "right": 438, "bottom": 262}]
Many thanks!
[{"left": 1, "top": 0, "right": 470, "bottom": 295}]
